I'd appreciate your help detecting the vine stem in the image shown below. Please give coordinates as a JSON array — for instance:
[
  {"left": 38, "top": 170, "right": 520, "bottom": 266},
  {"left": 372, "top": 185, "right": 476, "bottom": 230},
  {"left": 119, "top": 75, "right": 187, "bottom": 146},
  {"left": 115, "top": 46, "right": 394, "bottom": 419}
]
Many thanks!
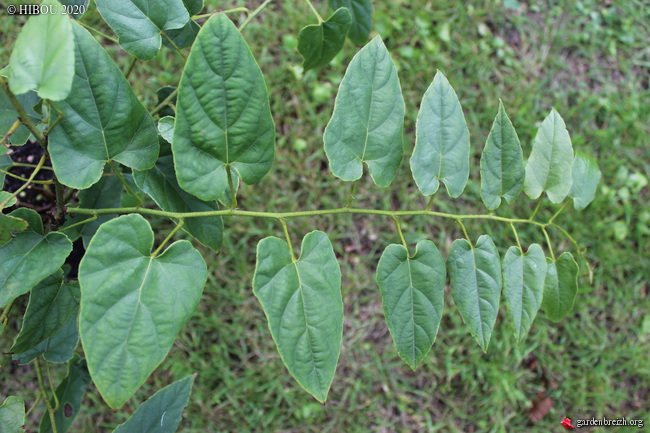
[
  {"left": 343, "top": 180, "right": 359, "bottom": 208},
  {"left": 78, "top": 21, "right": 118, "bottom": 43},
  {"left": 226, "top": 165, "right": 237, "bottom": 209},
  {"left": 542, "top": 227, "right": 556, "bottom": 261},
  {"left": 107, "top": 161, "right": 143, "bottom": 207},
  {"left": 280, "top": 219, "right": 296, "bottom": 261},
  {"left": 151, "top": 88, "right": 178, "bottom": 117},
  {"left": 529, "top": 196, "right": 543, "bottom": 221},
  {"left": 510, "top": 222, "right": 523, "bottom": 252},
  {"left": 35, "top": 359, "right": 59, "bottom": 433},
  {"left": 0, "top": 154, "right": 46, "bottom": 209},
  {"left": 0, "top": 169, "right": 54, "bottom": 184},
  {"left": 456, "top": 218, "right": 472, "bottom": 246},
  {"left": 25, "top": 393, "right": 42, "bottom": 418},
  {"left": 2, "top": 119, "right": 21, "bottom": 144},
  {"left": 161, "top": 31, "right": 187, "bottom": 60},
  {"left": 45, "top": 362, "right": 59, "bottom": 411},
  {"left": 152, "top": 219, "right": 185, "bottom": 257},
  {"left": 303, "top": 0, "right": 324, "bottom": 22},
  {"left": 1, "top": 78, "right": 46, "bottom": 145},
  {"left": 548, "top": 201, "right": 569, "bottom": 224},
  {"left": 391, "top": 215, "right": 408, "bottom": 250},
  {"left": 8, "top": 162, "right": 54, "bottom": 170},
  {"left": 60, "top": 215, "right": 98, "bottom": 232},
  {"left": 124, "top": 56, "right": 138, "bottom": 79},
  {"left": 239, "top": 0, "right": 273, "bottom": 31},
  {"left": 424, "top": 194, "right": 436, "bottom": 211}
]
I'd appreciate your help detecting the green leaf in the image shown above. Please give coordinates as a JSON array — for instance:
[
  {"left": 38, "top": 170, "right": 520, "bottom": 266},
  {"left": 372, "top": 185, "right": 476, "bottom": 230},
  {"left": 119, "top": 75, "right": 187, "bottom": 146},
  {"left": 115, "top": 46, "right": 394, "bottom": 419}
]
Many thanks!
[
  {"left": 113, "top": 375, "right": 195, "bottom": 433},
  {"left": 94, "top": 0, "right": 190, "bottom": 60},
  {"left": 569, "top": 151, "right": 601, "bottom": 210},
  {"left": 376, "top": 240, "right": 445, "bottom": 369},
  {"left": 253, "top": 231, "right": 343, "bottom": 403},
  {"left": 0, "top": 209, "right": 72, "bottom": 307},
  {"left": 182, "top": 0, "right": 203, "bottom": 15},
  {"left": 134, "top": 143, "right": 224, "bottom": 252},
  {"left": 13, "top": 310, "right": 79, "bottom": 364},
  {"left": 502, "top": 244, "right": 546, "bottom": 343},
  {"left": 328, "top": 0, "right": 372, "bottom": 45},
  {"left": 156, "top": 86, "right": 177, "bottom": 118},
  {"left": 410, "top": 71, "right": 470, "bottom": 197},
  {"left": 298, "top": 8, "right": 352, "bottom": 71},
  {"left": 0, "top": 396, "right": 25, "bottom": 433},
  {"left": 323, "top": 36, "right": 404, "bottom": 187},
  {"left": 11, "top": 270, "right": 80, "bottom": 354},
  {"left": 6, "top": 0, "right": 74, "bottom": 100},
  {"left": 173, "top": 13, "right": 275, "bottom": 201},
  {"left": 480, "top": 101, "right": 525, "bottom": 210},
  {"left": 524, "top": 108, "right": 574, "bottom": 203},
  {"left": 39, "top": 356, "right": 91, "bottom": 433},
  {"left": 0, "top": 155, "right": 12, "bottom": 184},
  {"left": 542, "top": 252, "right": 578, "bottom": 322},
  {"left": 158, "top": 116, "right": 175, "bottom": 143},
  {"left": 0, "top": 214, "right": 27, "bottom": 247},
  {"left": 447, "top": 235, "right": 502, "bottom": 352},
  {"left": 9, "top": 207, "right": 43, "bottom": 234},
  {"left": 162, "top": 20, "right": 200, "bottom": 50},
  {"left": 49, "top": 22, "right": 159, "bottom": 190},
  {"left": 0, "top": 91, "right": 40, "bottom": 146},
  {"left": 79, "top": 214, "right": 206, "bottom": 409}
]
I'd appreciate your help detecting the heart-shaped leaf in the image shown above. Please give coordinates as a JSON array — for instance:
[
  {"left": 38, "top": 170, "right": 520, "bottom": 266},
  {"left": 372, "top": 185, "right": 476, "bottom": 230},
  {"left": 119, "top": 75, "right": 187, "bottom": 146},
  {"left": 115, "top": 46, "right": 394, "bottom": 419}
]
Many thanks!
[
  {"left": 79, "top": 214, "right": 207, "bottom": 409},
  {"left": 298, "top": 8, "right": 351, "bottom": 70},
  {"left": 324, "top": 36, "right": 404, "bottom": 187},
  {"left": 253, "top": 231, "right": 343, "bottom": 403},
  {"left": 49, "top": 22, "right": 159, "bottom": 190},
  {"left": 447, "top": 235, "right": 502, "bottom": 352},
  {"left": 410, "top": 71, "right": 470, "bottom": 198},
  {"left": 173, "top": 13, "right": 275, "bottom": 201},
  {"left": 502, "top": 244, "right": 547, "bottom": 343},
  {"left": 542, "top": 252, "right": 578, "bottom": 322},
  {"left": 328, "top": 0, "right": 372, "bottom": 45},
  {"left": 569, "top": 151, "right": 601, "bottom": 210},
  {"left": 376, "top": 240, "right": 446, "bottom": 369}
]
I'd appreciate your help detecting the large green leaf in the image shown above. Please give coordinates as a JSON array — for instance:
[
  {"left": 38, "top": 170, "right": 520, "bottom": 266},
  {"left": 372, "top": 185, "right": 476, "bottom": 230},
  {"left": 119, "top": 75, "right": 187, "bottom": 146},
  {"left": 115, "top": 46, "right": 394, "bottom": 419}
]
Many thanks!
[
  {"left": 0, "top": 396, "right": 25, "bottom": 433},
  {"left": 569, "top": 151, "right": 601, "bottom": 210},
  {"left": 49, "top": 22, "right": 159, "bottom": 190},
  {"left": 113, "top": 375, "right": 195, "bottom": 433},
  {"left": 480, "top": 101, "right": 525, "bottom": 210},
  {"left": 173, "top": 13, "right": 275, "bottom": 201},
  {"left": 134, "top": 143, "right": 223, "bottom": 252},
  {"left": 94, "top": 0, "right": 190, "bottom": 60},
  {"left": 6, "top": 0, "right": 74, "bottom": 100},
  {"left": 13, "top": 310, "right": 79, "bottom": 364},
  {"left": 542, "top": 252, "right": 578, "bottom": 322},
  {"left": 524, "top": 109, "right": 574, "bottom": 203},
  {"left": 79, "top": 214, "right": 206, "bottom": 409},
  {"left": 323, "top": 36, "right": 404, "bottom": 187},
  {"left": 376, "top": 240, "right": 445, "bottom": 369},
  {"left": 10, "top": 271, "right": 80, "bottom": 354},
  {"left": 39, "top": 356, "right": 90, "bottom": 433},
  {"left": 502, "top": 244, "right": 546, "bottom": 343},
  {"left": 328, "top": 0, "right": 372, "bottom": 45},
  {"left": 410, "top": 71, "right": 470, "bottom": 198},
  {"left": 0, "top": 209, "right": 71, "bottom": 307},
  {"left": 253, "top": 231, "right": 343, "bottom": 403},
  {"left": 447, "top": 235, "right": 501, "bottom": 352},
  {"left": 298, "top": 8, "right": 351, "bottom": 70}
]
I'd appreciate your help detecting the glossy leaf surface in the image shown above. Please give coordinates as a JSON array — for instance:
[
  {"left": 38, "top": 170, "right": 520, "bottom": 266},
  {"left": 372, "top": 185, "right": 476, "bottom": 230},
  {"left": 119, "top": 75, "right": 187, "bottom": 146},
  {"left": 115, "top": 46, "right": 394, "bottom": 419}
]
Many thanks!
[
  {"left": 502, "top": 244, "right": 546, "bottom": 343},
  {"left": 569, "top": 151, "right": 601, "bottom": 210},
  {"left": 49, "top": 23, "right": 159, "bottom": 189},
  {"left": 324, "top": 36, "right": 404, "bottom": 187},
  {"left": 113, "top": 375, "right": 195, "bottom": 433},
  {"left": 328, "top": 0, "right": 372, "bottom": 45},
  {"left": 79, "top": 214, "right": 206, "bottom": 408},
  {"left": 447, "top": 235, "right": 501, "bottom": 351},
  {"left": 480, "top": 101, "right": 525, "bottom": 210},
  {"left": 94, "top": 0, "right": 190, "bottom": 60},
  {"left": 410, "top": 71, "right": 470, "bottom": 197},
  {"left": 542, "top": 252, "right": 578, "bottom": 322},
  {"left": 376, "top": 240, "right": 445, "bottom": 369},
  {"left": 253, "top": 231, "right": 343, "bottom": 403},
  {"left": 298, "top": 8, "right": 351, "bottom": 70},
  {"left": 173, "top": 13, "right": 275, "bottom": 201},
  {"left": 524, "top": 109, "right": 574, "bottom": 203}
]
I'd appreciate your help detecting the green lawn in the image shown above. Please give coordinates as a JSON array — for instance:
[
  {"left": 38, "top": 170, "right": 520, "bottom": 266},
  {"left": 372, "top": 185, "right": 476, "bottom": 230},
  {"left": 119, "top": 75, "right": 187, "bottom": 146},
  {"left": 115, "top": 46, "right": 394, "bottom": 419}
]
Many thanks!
[{"left": 1, "top": 0, "right": 648, "bottom": 432}]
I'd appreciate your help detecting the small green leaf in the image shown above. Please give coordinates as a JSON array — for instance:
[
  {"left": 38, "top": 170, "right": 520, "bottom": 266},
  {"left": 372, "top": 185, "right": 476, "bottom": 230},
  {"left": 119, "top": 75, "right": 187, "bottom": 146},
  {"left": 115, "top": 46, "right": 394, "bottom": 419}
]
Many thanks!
[
  {"left": 0, "top": 209, "right": 72, "bottom": 307},
  {"left": 94, "top": 0, "right": 190, "bottom": 60},
  {"left": 6, "top": 0, "right": 75, "bottom": 100},
  {"left": 253, "top": 231, "right": 343, "bottom": 403},
  {"left": 542, "top": 252, "right": 578, "bottom": 322},
  {"left": 410, "top": 71, "right": 470, "bottom": 198},
  {"left": 173, "top": 13, "right": 275, "bottom": 201},
  {"left": 134, "top": 143, "right": 224, "bottom": 252},
  {"left": 79, "top": 214, "right": 206, "bottom": 409},
  {"left": 502, "top": 244, "right": 546, "bottom": 343},
  {"left": 569, "top": 151, "right": 601, "bottom": 210},
  {"left": 49, "top": 22, "right": 159, "bottom": 190},
  {"left": 39, "top": 356, "right": 91, "bottom": 433},
  {"left": 11, "top": 271, "right": 80, "bottom": 354},
  {"left": 13, "top": 310, "right": 79, "bottom": 364},
  {"left": 158, "top": 116, "right": 175, "bottom": 143},
  {"left": 113, "top": 375, "right": 195, "bottom": 433},
  {"left": 480, "top": 101, "right": 525, "bottom": 210},
  {"left": 324, "top": 36, "right": 404, "bottom": 187},
  {"left": 524, "top": 109, "right": 574, "bottom": 203},
  {"left": 0, "top": 396, "right": 25, "bottom": 433},
  {"left": 298, "top": 8, "right": 352, "bottom": 70},
  {"left": 376, "top": 240, "right": 445, "bottom": 369},
  {"left": 0, "top": 214, "right": 27, "bottom": 247},
  {"left": 447, "top": 235, "right": 502, "bottom": 352},
  {"left": 328, "top": 0, "right": 372, "bottom": 45}
]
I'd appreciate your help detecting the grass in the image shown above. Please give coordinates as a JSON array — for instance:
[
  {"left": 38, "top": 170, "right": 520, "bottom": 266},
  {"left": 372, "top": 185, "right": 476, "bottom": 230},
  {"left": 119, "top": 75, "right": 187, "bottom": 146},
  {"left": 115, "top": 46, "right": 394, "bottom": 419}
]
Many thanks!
[{"left": 1, "top": 0, "right": 649, "bottom": 432}]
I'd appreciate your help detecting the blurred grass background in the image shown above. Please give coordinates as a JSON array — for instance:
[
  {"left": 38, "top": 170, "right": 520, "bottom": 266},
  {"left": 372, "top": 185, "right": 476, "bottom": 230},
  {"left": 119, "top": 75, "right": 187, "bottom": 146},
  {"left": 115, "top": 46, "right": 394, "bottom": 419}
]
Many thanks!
[{"left": 1, "top": 0, "right": 649, "bottom": 432}]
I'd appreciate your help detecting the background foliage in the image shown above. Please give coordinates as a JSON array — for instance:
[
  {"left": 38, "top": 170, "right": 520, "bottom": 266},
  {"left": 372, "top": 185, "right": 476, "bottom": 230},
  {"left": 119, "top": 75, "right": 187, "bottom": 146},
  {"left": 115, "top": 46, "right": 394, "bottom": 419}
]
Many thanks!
[{"left": 1, "top": 0, "right": 648, "bottom": 431}]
